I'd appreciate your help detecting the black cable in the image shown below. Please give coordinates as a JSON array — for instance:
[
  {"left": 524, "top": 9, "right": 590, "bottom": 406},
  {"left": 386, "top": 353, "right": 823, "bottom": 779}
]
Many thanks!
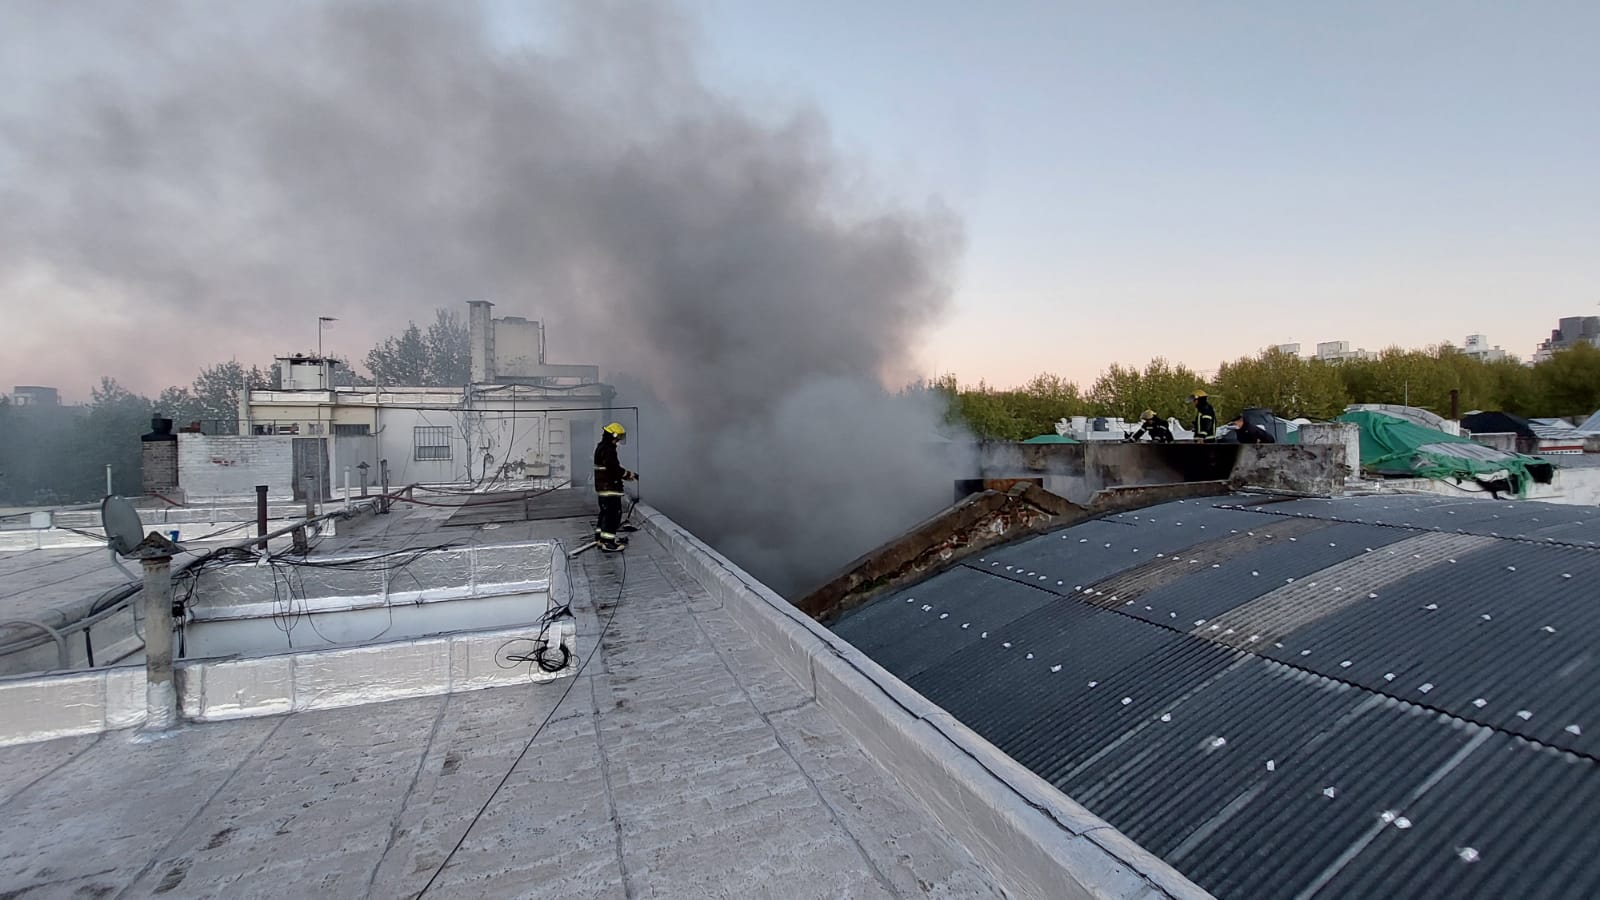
[
  {"left": 1, "top": 544, "right": 104, "bottom": 578},
  {"left": 420, "top": 548, "right": 628, "bottom": 897},
  {"left": 54, "top": 524, "right": 112, "bottom": 543},
  {"left": 495, "top": 587, "right": 578, "bottom": 676}
]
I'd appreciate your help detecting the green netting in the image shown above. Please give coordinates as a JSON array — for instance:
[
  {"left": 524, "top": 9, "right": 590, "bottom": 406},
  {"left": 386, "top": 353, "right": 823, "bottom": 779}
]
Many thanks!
[{"left": 1335, "top": 410, "right": 1552, "bottom": 495}]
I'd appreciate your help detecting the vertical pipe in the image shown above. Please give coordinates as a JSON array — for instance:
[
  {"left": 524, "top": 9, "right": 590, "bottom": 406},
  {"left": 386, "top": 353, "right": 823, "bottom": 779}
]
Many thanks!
[
  {"left": 343, "top": 467, "right": 351, "bottom": 511},
  {"left": 105, "top": 465, "right": 113, "bottom": 498},
  {"left": 379, "top": 459, "right": 391, "bottom": 514},
  {"left": 141, "top": 554, "right": 177, "bottom": 730},
  {"left": 256, "top": 485, "right": 269, "bottom": 550}
]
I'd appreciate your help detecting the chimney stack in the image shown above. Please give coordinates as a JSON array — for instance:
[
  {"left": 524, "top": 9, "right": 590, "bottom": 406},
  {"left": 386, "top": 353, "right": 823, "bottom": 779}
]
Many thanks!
[{"left": 468, "top": 300, "right": 495, "bottom": 384}]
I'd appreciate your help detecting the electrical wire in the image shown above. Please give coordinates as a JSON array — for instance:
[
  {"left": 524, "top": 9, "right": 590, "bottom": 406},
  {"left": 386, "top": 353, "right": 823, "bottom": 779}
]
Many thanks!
[
  {"left": 418, "top": 546, "right": 628, "bottom": 897},
  {"left": 495, "top": 600, "right": 575, "bottom": 676},
  {"left": 171, "top": 540, "right": 458, "bottom": 649},
  {"left": 54, "top": 524, "right": 112, "bottom": 543},
  {"left": 0, "top": 544, "right": 105, "bottom": 578},
  {"left": 385, "top": 482, "right": 570, "bottom": 509}
]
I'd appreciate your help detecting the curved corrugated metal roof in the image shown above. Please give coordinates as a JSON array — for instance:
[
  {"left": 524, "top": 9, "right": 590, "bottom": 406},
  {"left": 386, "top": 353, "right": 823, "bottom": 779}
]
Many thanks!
[{"left": 832, "top": 494, "right": 1600, "bottom": 899}]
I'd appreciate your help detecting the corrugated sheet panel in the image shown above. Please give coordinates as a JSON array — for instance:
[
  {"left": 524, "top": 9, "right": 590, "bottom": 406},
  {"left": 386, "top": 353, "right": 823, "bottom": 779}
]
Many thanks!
[
  {"left": 1056, "top": 658, "right": 1366, "bottom": 859},
  {"left": 833, "top": 494, "right": 1600, "bottom": 900},
  {"left": 836, "top": 565, "right": 1058, "bottom": 680},
  {"left": 1267, "top": 540, "right": 1600, "bottom": 757},
  {"left": 1114, "top": 522, "right": 1410, "bottom": 629},
  {"left": 975, "top": 501, "right": 1265, "bottom": 593},
  {"left": 1318, "top": 735, "right": 1600, "bottom": 899},
  {"left": 908, "top": 597, "right": 1185, "bottom": 752},
  {"left": 1004, "top": 637, "right": 1244, "bottom": 785},
  {"left": 1242, "top": 495, "right": 1600, "bottom": 547},
  {"left": 1176, "top": 698, "right": 1484, "bottom": 898}
]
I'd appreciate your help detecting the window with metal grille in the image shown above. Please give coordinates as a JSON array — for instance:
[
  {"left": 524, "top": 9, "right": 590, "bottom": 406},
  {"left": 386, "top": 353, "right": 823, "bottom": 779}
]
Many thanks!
[
  {"left": 334, "top": 424, "right": 371, "bottom": 437},
  {"left": 414, "top": 426, "right": 452, "bottom": 460}
]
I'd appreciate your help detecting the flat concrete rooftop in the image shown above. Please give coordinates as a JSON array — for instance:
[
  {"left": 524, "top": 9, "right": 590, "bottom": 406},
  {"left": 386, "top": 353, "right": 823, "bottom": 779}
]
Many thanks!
[{"left": 0, "top": 498, "right": 1005, "bottom": 898}]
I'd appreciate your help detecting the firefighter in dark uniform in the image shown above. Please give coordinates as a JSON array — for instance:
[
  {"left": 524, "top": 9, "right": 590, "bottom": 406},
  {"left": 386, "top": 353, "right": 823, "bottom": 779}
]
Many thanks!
[
  {"left": 1189, "top": 391, "right": 1217, "bottom": 442},
  {"left": 593, "top": 423, "right": 636, "bottom": 552},
  {"left": 1125, "top": 409, "right": 1174, "bottom": 443},
  {"left": 1227, "top": 413, "right": 1277, "bottom": 444}
]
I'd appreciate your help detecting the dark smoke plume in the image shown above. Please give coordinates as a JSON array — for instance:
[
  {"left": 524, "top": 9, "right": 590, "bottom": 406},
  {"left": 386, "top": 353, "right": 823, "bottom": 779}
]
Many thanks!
[{"left": 0, "top": 0, "right": 965, "bottom": 595}]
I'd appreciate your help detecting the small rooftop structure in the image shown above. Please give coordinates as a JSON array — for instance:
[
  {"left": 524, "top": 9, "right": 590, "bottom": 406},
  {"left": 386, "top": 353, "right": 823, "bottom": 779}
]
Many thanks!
[{"left": 7, "top": 386, "right": 59, "bottom": 407}]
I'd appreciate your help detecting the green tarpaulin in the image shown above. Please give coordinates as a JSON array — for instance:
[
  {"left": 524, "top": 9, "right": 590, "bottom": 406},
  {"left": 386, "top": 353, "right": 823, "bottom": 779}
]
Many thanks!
[
  {"left": 1021, "top": 434, "right": 1080, "bottom": 444},
  {"left": 1335, "top": 410, "right": 1554, "bottom": 496}
]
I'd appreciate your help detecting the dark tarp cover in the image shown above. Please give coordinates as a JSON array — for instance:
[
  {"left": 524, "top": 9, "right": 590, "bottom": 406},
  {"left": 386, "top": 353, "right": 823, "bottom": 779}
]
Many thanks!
[{"left": 1461, "top": 411, "right": 1537, "bottom": 439}]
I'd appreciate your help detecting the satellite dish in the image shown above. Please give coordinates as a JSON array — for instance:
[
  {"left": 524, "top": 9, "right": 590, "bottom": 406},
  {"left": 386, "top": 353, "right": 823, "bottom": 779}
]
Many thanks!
[{"left": 101, "top": 496, "right": 146, "bottom": 557}]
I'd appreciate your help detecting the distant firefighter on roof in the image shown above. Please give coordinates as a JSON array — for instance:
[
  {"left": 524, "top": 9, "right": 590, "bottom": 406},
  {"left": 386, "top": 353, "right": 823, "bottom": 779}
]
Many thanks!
[
  {"left": 1188, "top": 391, "right": 1217, "bottom": 442},
  {"left": 1125, "top": 409, "right": 1174, "bottom": 444}
]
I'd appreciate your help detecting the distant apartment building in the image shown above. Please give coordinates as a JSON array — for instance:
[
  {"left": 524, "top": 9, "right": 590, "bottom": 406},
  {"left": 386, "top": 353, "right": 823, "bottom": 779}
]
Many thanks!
[
  {"left": 1460, "top": 334, "right": 1507, "bottom": 363},
  {"left": 1533, "top": 316, "right": 1600, "bottom": 363},
  {"left": 1274, "top": 343, "right": 1302, "bottom": 356},
  {"left": 1314, "top": 341, "right": 1374, "bottom": 363},
  {"left": 8, "top": 386, "right": 60, "bottom": 407}
]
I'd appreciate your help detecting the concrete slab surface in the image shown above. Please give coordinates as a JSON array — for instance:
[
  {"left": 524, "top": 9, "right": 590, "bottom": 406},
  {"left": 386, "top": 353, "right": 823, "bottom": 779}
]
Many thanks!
[{"left": 0, "top": 498, "right": 1005, "bottom": 899}]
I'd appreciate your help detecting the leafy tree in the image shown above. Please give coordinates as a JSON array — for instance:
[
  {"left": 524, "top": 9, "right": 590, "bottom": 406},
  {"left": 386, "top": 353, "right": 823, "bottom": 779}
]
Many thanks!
[
  {"left": 366, "top": 308, "right": 470, "bottom": 387},
  {"left": 1337, "top": 348, "right": 1455, "bottom": 413},
  {"left": 1335, "top": 346, "right": 1542, "bottom": 418},
  {"left": 939, "top": 377, "right": 1030, "bottom": 441},
  {"left": 1214, "top": 348, "right": 1348, "bottom": 419},
  {"left": 76, "top": 378, "right": 155, "bottom": 498},
  {"left": 1485, "top": 359, "right": 1539, "bottom": 417},
  {"left": 424, "top": 309, "right": 470, "bottom": 386},
  {"left": 1088, "top": 358, "right": 1204, "bottom": 423},
  {"left": 152, "top": 360, "right": 274, "bottom": 430},
  {"left": 1532, "top": 343, "right": 1600, "bottom": 418},
  {"left": 367, "top": 323, "right": 430, "bottom": 386},
  {"left": 925, "top": 373, "right": 1097, "bottom": 441}
]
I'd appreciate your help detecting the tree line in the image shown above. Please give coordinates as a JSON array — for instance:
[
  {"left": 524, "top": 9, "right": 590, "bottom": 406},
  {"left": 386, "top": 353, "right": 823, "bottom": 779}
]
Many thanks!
[
  {"left": 934, "top": 343, "right": 1600, "bottom": 441},
  {"left": 9, "top": 320, "right": 1600, "bottom": 504},
  {"left": 0, "top": 310, "right": 470, "bottom": 505}
]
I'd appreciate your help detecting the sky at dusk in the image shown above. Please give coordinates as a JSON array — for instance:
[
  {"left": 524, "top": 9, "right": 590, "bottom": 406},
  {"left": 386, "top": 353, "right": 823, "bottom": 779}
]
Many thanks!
[{"left": 3, "top": 0, "right": 1597, "bottom": 402}]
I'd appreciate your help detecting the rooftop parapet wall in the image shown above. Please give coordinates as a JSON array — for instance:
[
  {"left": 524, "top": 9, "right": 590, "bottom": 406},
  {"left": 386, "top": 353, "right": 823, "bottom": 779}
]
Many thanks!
[
  {"left": 980, "top": 442, "right": 1239, "bottom": 505},
  {"left": 1228, "top": 442, "right": 1349, "bottom": 497}
]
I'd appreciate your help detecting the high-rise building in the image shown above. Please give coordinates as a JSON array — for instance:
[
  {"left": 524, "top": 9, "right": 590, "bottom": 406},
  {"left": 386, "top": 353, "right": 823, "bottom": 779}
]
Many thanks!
[
  {"left": 1461, "top": 334, "right": 1507, "bottom": 363},
  {"left": 1533, "top": 316, "right": 1600, "bottom": 363},
  {"left": 1314, "top": 341, "right": 1375, "bottom": 363}
]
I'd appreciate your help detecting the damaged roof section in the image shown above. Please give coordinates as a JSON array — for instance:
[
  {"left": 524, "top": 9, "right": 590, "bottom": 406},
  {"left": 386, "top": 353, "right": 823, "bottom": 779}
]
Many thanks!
[
  {"left": 831, "top": 494, "right": 1600, "bottom": 899},
  {"left": 796, "top": 481, "right": 1231, "bottom": 624}
]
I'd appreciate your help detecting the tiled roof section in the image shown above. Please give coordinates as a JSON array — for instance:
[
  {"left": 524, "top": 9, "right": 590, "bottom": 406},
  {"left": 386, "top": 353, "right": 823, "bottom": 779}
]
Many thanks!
[{"left": 832, "top": 494, "right": 1600, "bottom": 899}]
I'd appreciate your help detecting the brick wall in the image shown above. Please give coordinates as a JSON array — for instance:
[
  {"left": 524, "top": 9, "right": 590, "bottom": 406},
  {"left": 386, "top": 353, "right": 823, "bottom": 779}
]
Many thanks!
[
  {"left": 141, "top": 440, "right": 179, "bottom": 495},
  {"left": 178, "top": 434, "right": 295, "bottom": 500}
]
